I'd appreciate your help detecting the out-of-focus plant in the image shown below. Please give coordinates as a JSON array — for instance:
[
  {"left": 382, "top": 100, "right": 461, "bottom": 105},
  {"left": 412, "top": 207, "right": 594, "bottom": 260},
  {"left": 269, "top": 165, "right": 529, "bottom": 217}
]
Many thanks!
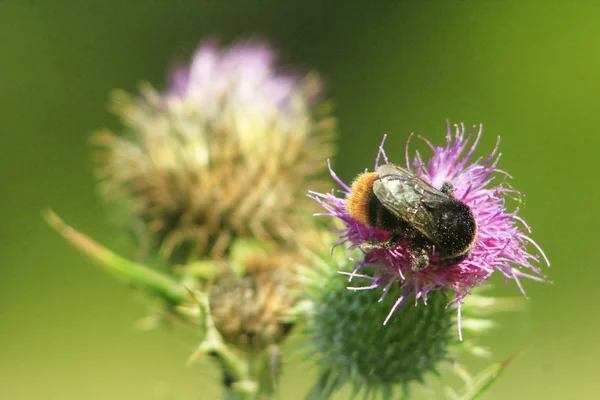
[
  {"left": 48, "top": 39, "right": 335, "bottom": 399},
  {"left": 46, "top": 38, "right": 548, "bottom": 400}
]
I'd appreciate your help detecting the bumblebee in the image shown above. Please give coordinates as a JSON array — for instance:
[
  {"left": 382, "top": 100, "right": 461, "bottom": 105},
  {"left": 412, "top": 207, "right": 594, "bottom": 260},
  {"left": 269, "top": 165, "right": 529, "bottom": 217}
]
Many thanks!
[{"left": 347, "top": 164, "right": 477, "bottom": 271}]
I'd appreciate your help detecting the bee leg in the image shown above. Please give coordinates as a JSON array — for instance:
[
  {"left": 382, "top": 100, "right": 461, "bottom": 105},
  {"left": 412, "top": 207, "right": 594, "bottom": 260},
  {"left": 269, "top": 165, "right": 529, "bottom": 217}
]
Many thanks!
[
  {"left": 408, "top": 239, "right": 432, "bottom": 271},
  {"left": 359, "top": 233, "right": 401, "bottom": 252},
  {"left": 380, "top": 233, "right": 402, "bottom": 249},
  {"left": 410, "top": 247, "right": 430, "bottom": 271},
  {"left": 430, "top": 253, "right": 469, "bottom": 267}
]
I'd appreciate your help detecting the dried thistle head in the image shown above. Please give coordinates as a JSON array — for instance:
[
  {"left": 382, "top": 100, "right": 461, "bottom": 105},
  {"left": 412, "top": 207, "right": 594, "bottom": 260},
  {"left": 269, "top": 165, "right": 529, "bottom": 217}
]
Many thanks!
[
  {"left": 94, "top": 39, "right": 336, "bottom": 264},
  {"left": 208, "top": 251, "right": 301, "bottom": 352}
]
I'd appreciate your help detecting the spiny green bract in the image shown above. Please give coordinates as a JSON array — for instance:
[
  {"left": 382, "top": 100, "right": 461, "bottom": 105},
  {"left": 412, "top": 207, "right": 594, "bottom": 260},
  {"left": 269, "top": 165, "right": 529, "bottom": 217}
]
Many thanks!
[{"left": 304, "top": 253, "right": 457, "bottom": 399}]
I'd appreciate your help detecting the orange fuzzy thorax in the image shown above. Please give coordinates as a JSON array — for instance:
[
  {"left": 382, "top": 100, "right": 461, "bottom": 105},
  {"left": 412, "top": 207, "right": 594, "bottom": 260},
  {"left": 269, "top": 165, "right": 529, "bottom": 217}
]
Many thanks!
[{"left": 347, "top": 172, "right": 379, "bottom": 226}]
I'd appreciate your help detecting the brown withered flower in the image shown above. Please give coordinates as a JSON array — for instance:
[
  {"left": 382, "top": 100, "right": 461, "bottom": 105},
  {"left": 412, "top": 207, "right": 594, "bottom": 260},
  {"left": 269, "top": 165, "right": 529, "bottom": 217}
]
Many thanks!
[
  {"left": 93, "top": 39, "right": 335, "bottom": 264},
  {"left": 208, "top": 251, "right": 300, "bottom": 352}
]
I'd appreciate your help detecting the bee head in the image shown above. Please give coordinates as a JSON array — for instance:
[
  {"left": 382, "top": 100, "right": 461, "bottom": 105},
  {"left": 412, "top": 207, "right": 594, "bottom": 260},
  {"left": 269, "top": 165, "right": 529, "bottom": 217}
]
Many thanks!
[{"left": 431, "top": 199, "right": 477, "bottom": 257}]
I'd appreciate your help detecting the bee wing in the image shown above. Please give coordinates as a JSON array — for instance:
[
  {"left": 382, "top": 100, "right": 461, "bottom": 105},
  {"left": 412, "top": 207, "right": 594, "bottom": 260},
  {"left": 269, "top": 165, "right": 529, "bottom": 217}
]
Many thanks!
[{"left": 373, "top": 164, "right": 447, "bottom": 240}]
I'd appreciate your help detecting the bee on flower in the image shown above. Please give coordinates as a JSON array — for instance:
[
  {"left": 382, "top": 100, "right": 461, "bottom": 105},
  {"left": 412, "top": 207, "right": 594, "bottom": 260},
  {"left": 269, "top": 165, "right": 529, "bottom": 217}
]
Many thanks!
[{"left": 311, "top": 122, "right": 549, "bottom": 338}]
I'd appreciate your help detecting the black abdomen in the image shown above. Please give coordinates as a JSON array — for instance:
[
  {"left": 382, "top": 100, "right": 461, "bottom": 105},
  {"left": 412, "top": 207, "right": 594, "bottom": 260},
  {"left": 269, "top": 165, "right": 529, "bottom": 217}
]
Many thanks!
[{"left": 366, "top": 191, "right": 410, "bottom": 232}]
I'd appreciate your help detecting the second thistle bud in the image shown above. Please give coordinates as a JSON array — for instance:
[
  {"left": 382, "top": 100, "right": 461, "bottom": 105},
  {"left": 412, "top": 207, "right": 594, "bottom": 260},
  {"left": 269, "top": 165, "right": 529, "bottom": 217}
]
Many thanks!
[{"left": 209, "top": 251, "right": 300, "bottom": 352}]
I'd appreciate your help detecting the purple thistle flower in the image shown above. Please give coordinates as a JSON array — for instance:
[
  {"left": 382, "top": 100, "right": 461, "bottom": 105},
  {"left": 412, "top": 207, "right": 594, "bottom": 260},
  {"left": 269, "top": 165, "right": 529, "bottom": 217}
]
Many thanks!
[
  {"left": 310, "top": 122, "right": 549, "bottom": 338},
  {"left": 164, "top": 38, "right": 310, "bottom": 118}
]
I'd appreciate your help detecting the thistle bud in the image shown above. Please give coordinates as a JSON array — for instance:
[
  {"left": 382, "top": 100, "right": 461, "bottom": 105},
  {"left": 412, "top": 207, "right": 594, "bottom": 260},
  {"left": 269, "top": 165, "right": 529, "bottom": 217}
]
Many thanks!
[
  {"left": 302, "top": 246, "right": 516, "bottom": 399},
  {"left": 208, "top": 251, "right": 300, "bottom": 352}
]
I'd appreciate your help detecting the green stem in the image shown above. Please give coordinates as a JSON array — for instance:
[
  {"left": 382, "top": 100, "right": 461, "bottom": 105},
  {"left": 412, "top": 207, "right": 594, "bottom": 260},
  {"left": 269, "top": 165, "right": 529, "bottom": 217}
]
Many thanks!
[
  {"left": 221, "top": 348, "right": 280, "bottom": 400},
  {"left": 187, "top": 291, "right": 259, "bottom": 400},
  {"left": 45, "top": 210, "right": 282, "bottom": 399},
  {"left": 249, "top": 346, "right": 281, "bottom": 399},
  {"left": 44, "top": 210, "right": 186, "bottom": 304},
  {"left": 223, "top": 380, "right": 258, "bottom": 400}
]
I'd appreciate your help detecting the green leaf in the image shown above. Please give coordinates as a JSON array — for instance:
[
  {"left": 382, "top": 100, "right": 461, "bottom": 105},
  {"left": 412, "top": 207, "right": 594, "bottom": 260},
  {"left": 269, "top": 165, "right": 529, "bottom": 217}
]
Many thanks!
[
  {"left": 44, "top": 209, "right": 185, "bottom": 304},
  {"left": 456, "top": 351, "right": 524, "bottom": 400}
]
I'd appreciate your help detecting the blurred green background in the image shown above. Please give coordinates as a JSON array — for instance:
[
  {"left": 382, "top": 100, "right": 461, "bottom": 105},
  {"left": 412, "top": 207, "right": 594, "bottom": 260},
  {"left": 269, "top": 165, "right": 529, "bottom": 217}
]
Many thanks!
[{"left": 1, "top": 0, "right": 598, "bottom": 399}]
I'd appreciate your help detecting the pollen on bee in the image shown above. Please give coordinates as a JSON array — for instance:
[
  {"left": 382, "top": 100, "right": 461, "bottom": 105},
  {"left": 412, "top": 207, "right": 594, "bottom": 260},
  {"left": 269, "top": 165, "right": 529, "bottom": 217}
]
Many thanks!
[{"left": 347, "top": 172, "right": 379, "bottom": 226}]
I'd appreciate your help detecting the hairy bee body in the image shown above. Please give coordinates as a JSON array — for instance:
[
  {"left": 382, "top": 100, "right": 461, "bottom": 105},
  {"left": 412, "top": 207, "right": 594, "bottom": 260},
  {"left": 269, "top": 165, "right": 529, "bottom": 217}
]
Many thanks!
[{"left": 347, "top": 164, "right": 477, "bottom": 271}]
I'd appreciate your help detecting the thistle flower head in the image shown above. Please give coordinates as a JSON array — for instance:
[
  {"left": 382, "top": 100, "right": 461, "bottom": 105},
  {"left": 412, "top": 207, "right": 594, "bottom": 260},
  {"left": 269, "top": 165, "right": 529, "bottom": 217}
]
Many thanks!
[
  {"left": 208, "top": 251, "right": 300, "bottom": 352},
  {"left": 94, "top": 39, "right": 335, "bottom": 263},
  {"left": 311, "top": 122, "right": 548, "bottom": 337},
  {"left": 303, "top": 246, "right": 506, "bottom": 399},
  {"left": 166, "top": 39, "right": 319, "bottom": 117}
]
